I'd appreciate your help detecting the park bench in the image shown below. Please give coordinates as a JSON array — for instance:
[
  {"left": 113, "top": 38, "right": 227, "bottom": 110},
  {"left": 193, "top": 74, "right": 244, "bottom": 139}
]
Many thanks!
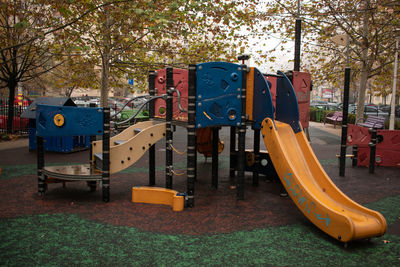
[
  {"left": 356, "top": 115, "right": 386, "bottom": 129},
  {"left": 324, "top": 111, "right": 343, "bottom": 128}
]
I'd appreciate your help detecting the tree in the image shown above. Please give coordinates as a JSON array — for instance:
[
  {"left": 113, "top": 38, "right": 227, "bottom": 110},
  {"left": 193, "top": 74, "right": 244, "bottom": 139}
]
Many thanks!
[
  {"left": 55, "top": 0, "right": 264, "bottom": 107},
  {"left": 0, "top": 1, "right": 62, "bottom": 133},
  {"left": 266, "top": 0, "right": 400, "bottom": 121},
  {"left": 0, "top": 0, "right": 126, "bottom": 132},
  {"left": 39, "top": 55, "right": 99, "bottom": 97}
]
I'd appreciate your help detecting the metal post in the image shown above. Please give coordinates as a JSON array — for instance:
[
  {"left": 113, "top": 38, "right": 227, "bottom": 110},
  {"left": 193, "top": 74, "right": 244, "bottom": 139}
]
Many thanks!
[
  {"left": 88, "top": 102, "right": 97, "bottom": 191},
  {"left": 187, "top": 64, "right": 197, "bottom": 207},
  {"left": 165, "top": 67, "right": 174, "bottom": 189},
  {"left": 339, "top": 67, "right": 351, "bottom": 176},
  {"left": 148, "top": 70, "right": 157, "bottom": 186},
  {"left": 253, "top": 127, "right": 260, "bottom": 186},
  {"left": 102, "top": 107, "right": 110, "bottom": 202},
  {"left": 352, "top": 145, "right": 358, "bottom": 167},
  {"left": 294, "top": 0, "right": 302, "bottom": 71},
  {"left": 229, "top": 126, "right": 236, "bottom": 188},
  {"left": 237, "top": 64, "right": 247, "bottom": 200},
  {"left": 212, "top": 127, "right": 219, "bottom": 188},
  {"left": 37, "top": 135, "right": 46, "bottom": 196},
  {"left": 389, "top": 36, "right": 399, "bottom": 130},
  {"left": 368, "top": 128, "right": 377, "bottom": 174}
]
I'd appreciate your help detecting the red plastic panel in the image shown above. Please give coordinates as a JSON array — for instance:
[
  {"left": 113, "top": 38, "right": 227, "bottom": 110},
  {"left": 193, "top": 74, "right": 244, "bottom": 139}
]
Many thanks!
[
  {"left": 348, "top": 125, "right": 400, "bottom": 152},
  {"left": 292, "top": 71, "right": 311, "bottom": 129},
  {"left": 357, "top": 147, "right": 400, "bottom": 167},
  {"left": 264, "top": 72, "right": 311, "bottom": 128},
  {"left": 347, "top": 124, "right": 371, "bottom": 146},
  {"left": 375, "top": 130, "right": 400, "bottom": 151},
  {"left": 154, "top": 68, "right": 188, "bottom": 121}
]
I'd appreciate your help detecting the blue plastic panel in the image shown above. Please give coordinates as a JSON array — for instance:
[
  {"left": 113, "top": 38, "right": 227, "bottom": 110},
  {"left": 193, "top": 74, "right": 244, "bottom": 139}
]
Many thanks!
[
  {"left": 275, "top": 71, "right": 301, "bottom": 133},
  {"left": 36, "top": 104, "right": 104, "bottom": 137},
  {"left": 196, "top": 62, "right": 243, "bottom": 128},
  {"left": 252, "top": 68, "right": 275, "bottom": 129}
]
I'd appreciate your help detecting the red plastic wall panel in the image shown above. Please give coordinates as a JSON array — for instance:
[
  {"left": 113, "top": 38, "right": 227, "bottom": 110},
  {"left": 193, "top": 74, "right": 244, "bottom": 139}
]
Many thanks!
[
  {"left": 348, "top": 125, "right": 400, "bottom": 152},
  {"left": 347, "top": 124, "right": 371, "bottom": 147},
  {"left": 292, "top": 71, "right": 311, "bottom": 129},
  {"left": 154, "top": 69, "right": 188, "bottom": 121},
  {"left": 357, "top": 147, "right": 400, "bottom": 167},
  {"left": 264, "top": 72, "right": 311, "bottom": 128},
  {"left": 375, "top": 130, "right": 400, "bottom": 151}
]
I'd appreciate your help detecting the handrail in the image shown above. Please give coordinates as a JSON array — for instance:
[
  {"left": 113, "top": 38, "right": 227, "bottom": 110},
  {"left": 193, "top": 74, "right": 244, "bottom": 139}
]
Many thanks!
[
  {"left": 115, "top": 95, "right": 166, "bottom": 126},
  {"left": 170, "top": 88, "right": 188, "bottom": 113}
]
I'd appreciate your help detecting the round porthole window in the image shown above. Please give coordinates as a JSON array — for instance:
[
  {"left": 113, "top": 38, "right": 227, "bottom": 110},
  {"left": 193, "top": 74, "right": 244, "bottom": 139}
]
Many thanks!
[
  {"left": 227, "top": 108, "right": 237, "bottom": 121},
  {"left": 231, "top": 73, "right": 238, "bottom": 81}
]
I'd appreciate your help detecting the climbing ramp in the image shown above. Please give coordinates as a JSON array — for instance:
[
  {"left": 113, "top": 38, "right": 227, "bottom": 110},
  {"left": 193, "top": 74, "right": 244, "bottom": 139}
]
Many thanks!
[{"left": 92, "top": 121, "right": 166, "bottom": 174}]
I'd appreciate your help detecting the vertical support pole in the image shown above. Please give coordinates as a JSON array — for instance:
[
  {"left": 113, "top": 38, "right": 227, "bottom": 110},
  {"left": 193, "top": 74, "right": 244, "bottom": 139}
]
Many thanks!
[
  {"left": 88, "top": 102, "right": 97, "bottom": 191},
  {"left": 229, "top": 126, "right": 236, "bottom": 188},
  {"left": 294, "top": 18, "right": 302, "bottom": 72},
  {"left": 165, "top": 67, "right": 173, "bottom": 189},
  {"left": 369, "top": 128, "right": 377, "bottom": 174},
  {"left": 212, "top": 127, "right": 219, "bottom": 188},
  {"left": 352, "top": 145, "right": 358, "bottom": 167},
  {"left": 187, "top": 64, "right": 197, "bottom": 207},
  {"left": 37, "top": 135, "right": 46, "bottom": 196},
  {"left": 294, "top": 1, "right": 301, "bottom": 71},
  {"left": 389, "top": 36, "right": 398, "bottom": 130},
  {"left": 148, "top": 70, "right": 157, "bottom": 186},
  {"left": 339, "top": 67, "right": 351, "bottom": 176},
  {"left": 102, "top": 107, "right": 110, "bottom": 202},
  {"left": 252, "top": 127, "right": 260, "bottom": 186},
  {"left": 237, "top": 64, "right": 247, "bottom": 200}
]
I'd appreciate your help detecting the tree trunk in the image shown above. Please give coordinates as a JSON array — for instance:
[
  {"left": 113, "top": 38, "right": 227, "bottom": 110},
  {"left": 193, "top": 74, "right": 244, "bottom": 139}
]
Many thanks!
[
  {"left": 66, "top": 86, "right": 76, "bottom": 97},
  {"left": 6, "top": 81, "right": 17, "bottom": 134},
  {"left": 356, "top": 0, "right": 370, "bottom": 122}
]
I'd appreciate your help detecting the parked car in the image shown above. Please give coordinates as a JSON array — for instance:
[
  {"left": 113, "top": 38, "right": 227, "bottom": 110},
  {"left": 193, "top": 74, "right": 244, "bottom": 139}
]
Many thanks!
[
  {"left": 347, "top": 104, "right": 389, "bottom": 117},
  {"left": 310, "top": 101, "right": 329, "bottom": 110},
  {"left": 379, "top": 104, "right": 400, "bottom": 118}
]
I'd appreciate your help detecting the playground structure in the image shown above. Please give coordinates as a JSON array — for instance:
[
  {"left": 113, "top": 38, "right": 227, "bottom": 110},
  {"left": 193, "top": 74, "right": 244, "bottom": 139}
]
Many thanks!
[
  {"left": 347, "top": 124, "right": 400, "bottom": 167},
  {"left": 35, "top": 61, "right": 386, "bottom": 243}
]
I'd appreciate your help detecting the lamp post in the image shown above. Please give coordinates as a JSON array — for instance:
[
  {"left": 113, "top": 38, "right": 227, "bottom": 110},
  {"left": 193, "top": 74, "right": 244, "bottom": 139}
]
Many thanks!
[
  {"left": 331, "top": 33, "right": 350, "bottom": 176},
  {"left": 294, "top": 0, "right": 301, "bottom": 71},
  {"left": 389, "top": 34, "right": 399, "bottom": 130}
]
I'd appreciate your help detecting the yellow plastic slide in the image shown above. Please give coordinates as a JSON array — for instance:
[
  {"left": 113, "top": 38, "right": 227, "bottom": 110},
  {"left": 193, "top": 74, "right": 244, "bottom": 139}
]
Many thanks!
[{"left": 261, "top": 118, "right": 387, "bottom": 242}]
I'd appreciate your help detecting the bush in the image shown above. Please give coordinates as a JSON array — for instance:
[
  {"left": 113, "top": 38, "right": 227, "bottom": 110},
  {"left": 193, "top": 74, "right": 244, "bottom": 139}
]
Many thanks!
[
  {"left": 309, "top": 107, "right": 357, "bottom": 125},
  {"left": 384, "top": 119, "right": 400, "bottom": 130}
]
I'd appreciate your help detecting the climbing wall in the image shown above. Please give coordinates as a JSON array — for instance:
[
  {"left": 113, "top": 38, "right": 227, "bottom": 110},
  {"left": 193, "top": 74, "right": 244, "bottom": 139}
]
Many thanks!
[
  {"left": 195, "top": 62, "right": 243, "bottom": 128},
  {"left": 292, "top": 71, "right": 311, "bottom": 129},
  {"left": 154, "top": 68, "right": 188, "bottom": 121}
]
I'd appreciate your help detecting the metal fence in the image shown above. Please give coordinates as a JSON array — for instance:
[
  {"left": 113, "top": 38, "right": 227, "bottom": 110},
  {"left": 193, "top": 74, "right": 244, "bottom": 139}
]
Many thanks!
[{"left": 0, "top": 98, "right": 31, "bottom": 135}]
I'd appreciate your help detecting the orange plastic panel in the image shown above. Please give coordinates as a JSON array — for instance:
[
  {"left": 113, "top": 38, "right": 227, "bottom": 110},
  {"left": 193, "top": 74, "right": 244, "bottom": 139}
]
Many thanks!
[
  {"left": 246, "top": 67, "right": 254, "bottom": 121},
  {"left": 132, "top": 187, "right": 184, "bottom": 212}
]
